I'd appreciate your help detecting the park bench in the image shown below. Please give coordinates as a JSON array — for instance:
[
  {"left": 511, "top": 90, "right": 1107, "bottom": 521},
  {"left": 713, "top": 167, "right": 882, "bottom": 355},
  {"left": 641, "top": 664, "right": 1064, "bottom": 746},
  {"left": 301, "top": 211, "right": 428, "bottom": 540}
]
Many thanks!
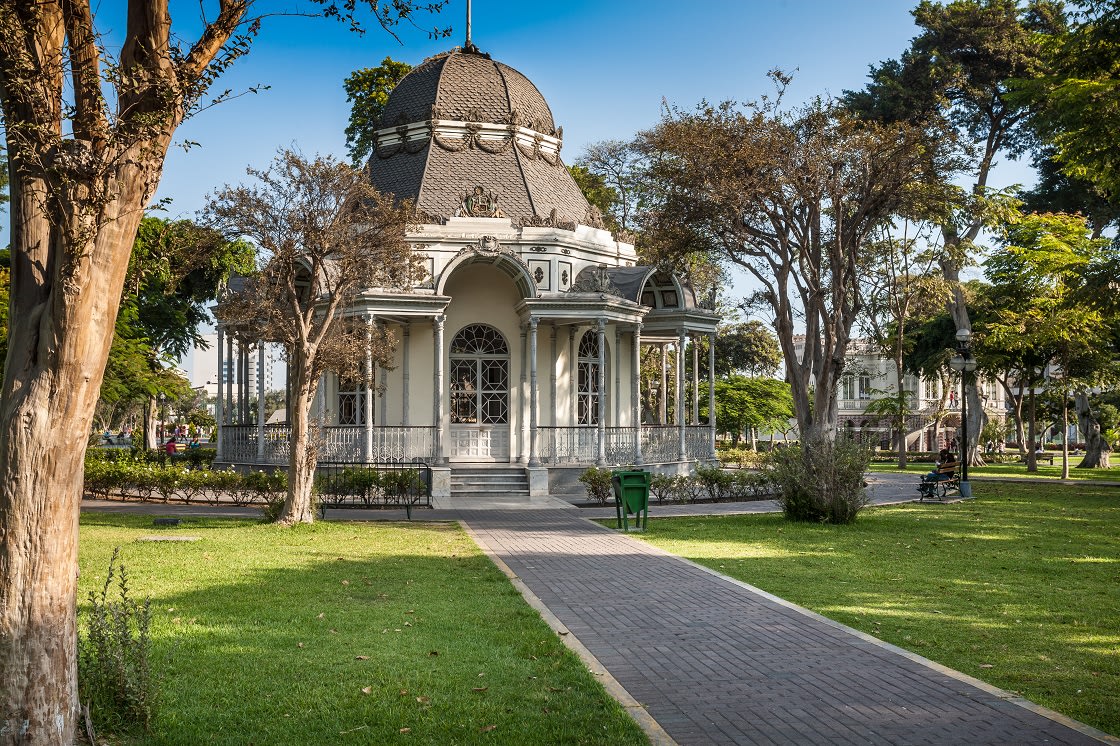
[
  {"left": 918, "top": 462, "right": 960, "bottom": 502},
  {"left": 1019, "top": 452, "right": 1055, "bottom": 465}
]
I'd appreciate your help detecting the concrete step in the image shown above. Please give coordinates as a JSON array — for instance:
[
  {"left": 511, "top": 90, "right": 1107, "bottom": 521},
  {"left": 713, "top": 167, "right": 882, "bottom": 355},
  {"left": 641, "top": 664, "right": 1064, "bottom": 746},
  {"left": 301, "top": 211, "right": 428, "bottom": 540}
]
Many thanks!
[{"left": 451, "top": 468, "right": 529, "bottom": 496}]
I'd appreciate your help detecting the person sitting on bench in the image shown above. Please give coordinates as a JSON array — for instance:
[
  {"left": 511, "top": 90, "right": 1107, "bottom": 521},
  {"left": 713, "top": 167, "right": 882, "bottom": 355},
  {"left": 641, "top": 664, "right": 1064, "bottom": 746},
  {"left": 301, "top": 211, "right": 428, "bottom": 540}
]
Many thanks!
[{"left": 927, "top": 448, "right": 958, "bottom": 481}]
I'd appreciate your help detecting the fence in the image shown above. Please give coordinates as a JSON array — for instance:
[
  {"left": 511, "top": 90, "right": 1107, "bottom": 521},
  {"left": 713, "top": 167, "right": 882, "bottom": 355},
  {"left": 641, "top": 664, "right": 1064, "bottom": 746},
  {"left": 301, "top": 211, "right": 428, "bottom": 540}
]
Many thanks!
[
  {"left": 315, "top": 461, "right": 432, "bottom": 517},
  {"left": 534, "top": 425, "right": 714, "bottom": 465},
  {"left": 220, "top": 425, "right": 436, "bottom": 464}
]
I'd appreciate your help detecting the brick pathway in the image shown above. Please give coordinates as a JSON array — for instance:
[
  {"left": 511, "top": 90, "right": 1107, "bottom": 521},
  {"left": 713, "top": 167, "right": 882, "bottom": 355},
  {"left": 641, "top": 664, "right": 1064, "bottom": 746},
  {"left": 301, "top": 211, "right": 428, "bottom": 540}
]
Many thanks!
[{"left": 459, "top": 509, "right": 1110, "bottom": 746}]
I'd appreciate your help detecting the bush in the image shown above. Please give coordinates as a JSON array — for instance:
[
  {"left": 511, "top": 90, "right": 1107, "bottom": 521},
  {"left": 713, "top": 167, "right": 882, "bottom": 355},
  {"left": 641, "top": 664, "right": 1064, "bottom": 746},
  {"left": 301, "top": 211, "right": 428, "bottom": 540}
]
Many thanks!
[
  {"left": 649, "top": 473, "right": 677, "bottom": 503},
  {"left": 578, "top": 467, "right": 614, "bottom": 504},
  {"left": 79, "top": 548, "right": 155, "bottom": 735},
  {"left": 765, "top": 434, "right": 871, "bottom": 524},
  {"left": 694, "top": 465, "right": 733, "bottom": 502}
]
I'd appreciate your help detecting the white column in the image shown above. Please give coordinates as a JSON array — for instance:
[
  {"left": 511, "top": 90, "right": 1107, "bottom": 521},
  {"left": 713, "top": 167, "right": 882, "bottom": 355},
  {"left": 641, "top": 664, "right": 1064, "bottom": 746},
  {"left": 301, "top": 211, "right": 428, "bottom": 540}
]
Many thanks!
[
  {"left": 402, "top": 323, "right": 410, "bottom": 425},
  {"left": 677, "top": 328, "right": 687, "bottom": 461},
  {"left": 216, "top": 326, "right": 225, "bottom": 458},
  {"left": 433, "top": 314, "right": 445, "bottom": 464},
  {"left": 529, "top": 317, "right": 540, "bottom": 467},
  {"left": 708, "top": 332, "right": 718, "bottom": 459},
  {"left": 596, "top": 318, "right": 607, "bottom": 465},
  {"left": 632, "top": 324, "right": 643, "bottom": 465},
  {"left": 519, "top": 324, "right": 528, "bottom": 464},
  {"left": 378, "top": 321, "right": 388, "bottom": 427},
  {"left": 364, "top": 317, "right": 374, "bottom": 462},
  {"left": 614, "top": 327, "right": 621, "bottom": 425},
  {"left": 549, "top": 324, "right": 557, "bottom": 425},
  {"left": 692, "top": 335, "right": 700, "bottom": 425},
  {"left": 569, "top": 327, "right": 577, "bottom": 427},
  {"left": 659, "top": 343, "right": 667, "bottom": 424},
  {"left": 256, "top": 343, "right": 266, "bottom": 461}
]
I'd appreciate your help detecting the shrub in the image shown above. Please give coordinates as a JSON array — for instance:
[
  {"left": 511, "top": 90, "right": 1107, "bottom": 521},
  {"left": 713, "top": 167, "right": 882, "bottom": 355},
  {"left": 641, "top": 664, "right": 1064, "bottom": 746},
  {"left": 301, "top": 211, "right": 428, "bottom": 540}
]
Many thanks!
[
  {"left": 765, "top": 434, "right": 871, "bottom": 524},
  {"left": 79, "top": 548, "right": 155, "bottom": 735},
  {"left": 694, "top": 465, "right": 733, "bottom": 502},
  {"left": 578, "top": 467, "right": 614, "bottom": 504},
  {"left": 649, "top": 473, "right": 676, "bottom": 503}
]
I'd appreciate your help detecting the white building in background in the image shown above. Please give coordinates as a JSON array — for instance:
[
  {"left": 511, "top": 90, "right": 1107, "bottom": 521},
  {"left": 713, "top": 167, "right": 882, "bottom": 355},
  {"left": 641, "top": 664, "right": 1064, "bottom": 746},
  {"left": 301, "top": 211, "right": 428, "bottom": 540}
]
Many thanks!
[{"left": 832, "top": 337, "right": 1007, "bottom": 451}]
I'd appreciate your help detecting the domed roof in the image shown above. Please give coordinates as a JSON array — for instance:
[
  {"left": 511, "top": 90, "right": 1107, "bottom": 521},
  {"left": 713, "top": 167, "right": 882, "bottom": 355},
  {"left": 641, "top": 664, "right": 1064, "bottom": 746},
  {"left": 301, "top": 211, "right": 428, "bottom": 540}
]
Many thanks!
[
  {"left": 380, "top": 48, "right": 557, "bottom": 136},
  {"left": 367, "top": 48, "right": 602, "bottom": 231}
]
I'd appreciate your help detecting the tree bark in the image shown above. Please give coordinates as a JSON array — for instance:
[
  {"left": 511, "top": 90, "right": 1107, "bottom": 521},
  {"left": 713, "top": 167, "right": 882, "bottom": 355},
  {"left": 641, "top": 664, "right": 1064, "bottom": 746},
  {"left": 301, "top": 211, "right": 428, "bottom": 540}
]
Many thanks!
[
  {"left": 278, "top": 353, "right": 317, "bottom": 525},
  {"left": 1075, "top": 391, "right": 1111, "bottom": 469}
]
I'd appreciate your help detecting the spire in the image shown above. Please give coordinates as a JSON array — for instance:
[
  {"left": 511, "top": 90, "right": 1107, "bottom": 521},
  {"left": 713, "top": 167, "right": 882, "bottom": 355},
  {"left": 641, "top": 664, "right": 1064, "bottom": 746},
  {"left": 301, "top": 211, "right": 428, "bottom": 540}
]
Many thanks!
[{"left": 464, "top": 0, "right": 480, "bottom": 54}]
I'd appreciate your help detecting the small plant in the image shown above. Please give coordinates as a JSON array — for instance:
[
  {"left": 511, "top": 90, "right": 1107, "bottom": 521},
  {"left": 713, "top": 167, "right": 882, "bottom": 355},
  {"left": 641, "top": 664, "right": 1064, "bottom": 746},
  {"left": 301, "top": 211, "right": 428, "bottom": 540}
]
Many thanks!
[
  {"left": 765, "top": 433, "right": 871, "bottom": 524},
  {"left": 578, "top": 467, "right": 614, "bottom": 504},
  {"left": 79, "top": 548, "right": 155, "bottom": 735},
  {"left": 649, "top": 473, "right": 676, "bottom": 503},
  {"left": 694, "top": 465, "right": 733, "bottom": 502}
]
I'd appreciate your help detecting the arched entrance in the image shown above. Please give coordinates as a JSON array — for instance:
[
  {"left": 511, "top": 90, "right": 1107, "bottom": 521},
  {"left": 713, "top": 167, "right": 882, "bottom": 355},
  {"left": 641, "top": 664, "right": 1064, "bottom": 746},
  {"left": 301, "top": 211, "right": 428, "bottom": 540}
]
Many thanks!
[{"left": 449, "top": 323, "right": 510, "bottom": 461}]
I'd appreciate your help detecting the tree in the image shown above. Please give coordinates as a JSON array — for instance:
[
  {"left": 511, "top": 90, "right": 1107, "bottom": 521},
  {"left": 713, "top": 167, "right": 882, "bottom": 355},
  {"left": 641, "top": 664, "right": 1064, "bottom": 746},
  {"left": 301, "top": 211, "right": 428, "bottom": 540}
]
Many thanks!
[
  {"left": 0, "top": 3, "right": 446, "bottom": 740},
  {"left": 343, "top": 56, "right": 413, "bottom": 166},
  {"left": 711, "top": 321, "right": 782, "bottom": 378},
  {"left": 568, "top": 164, "right": 619, "bottom": 232},
  {"left": 859, "top": 222, "right": 949, "bottom": 467},
  {"left": 710, "top": 375, "right": 794, "bottom": 447},
  {"left": 206, "top": 150, "right": 420, "bottom": 525},
  {"left": 843, "top": 0, "right": 1063, "bottom": 466},
  {"left": 983, "top": 212, "right": 1112, "bottom": 472},
  {"left": 576, "top": 139, "right": 648, "bottom": 235},
  {"left": 1014, "top": 2, "right": 1120, "bottom": 199},
  {"left": 642, "top": 86, "right": 946, "bottom": 442}
]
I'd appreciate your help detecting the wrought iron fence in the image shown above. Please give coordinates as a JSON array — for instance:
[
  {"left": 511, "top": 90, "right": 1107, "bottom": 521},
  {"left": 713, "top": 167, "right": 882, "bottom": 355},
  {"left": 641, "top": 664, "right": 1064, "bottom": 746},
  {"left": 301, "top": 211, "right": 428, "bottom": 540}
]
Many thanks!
[
  {"left": 220, "top": 425, "right": 436, "bottom": 464},
  {"left": 315, "top": 461, "right": 432, "bottom": 518}
]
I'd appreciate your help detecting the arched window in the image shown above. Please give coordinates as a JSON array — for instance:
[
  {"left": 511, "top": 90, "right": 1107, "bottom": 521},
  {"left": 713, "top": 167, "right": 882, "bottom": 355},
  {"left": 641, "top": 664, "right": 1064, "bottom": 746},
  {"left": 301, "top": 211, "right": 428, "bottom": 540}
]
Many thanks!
[
  {"left": 450, "top": 324, "right": 509, "bottom": 424},
  {"left": 578, "top": 330, "right": 602, "bottom": 425}
]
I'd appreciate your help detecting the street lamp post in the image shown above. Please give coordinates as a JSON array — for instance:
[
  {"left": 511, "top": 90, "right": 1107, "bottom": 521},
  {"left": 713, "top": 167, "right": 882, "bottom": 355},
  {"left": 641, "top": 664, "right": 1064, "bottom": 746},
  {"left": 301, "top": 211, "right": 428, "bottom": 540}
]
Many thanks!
[{"left": 948, "top": 328, "right": 978, "bottom": 498}]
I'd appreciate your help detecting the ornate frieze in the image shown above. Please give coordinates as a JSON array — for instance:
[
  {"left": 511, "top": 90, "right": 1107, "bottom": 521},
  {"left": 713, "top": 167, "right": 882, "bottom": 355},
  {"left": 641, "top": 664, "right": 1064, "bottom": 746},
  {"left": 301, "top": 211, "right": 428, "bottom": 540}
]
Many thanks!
[
  {"left": 571, "top": 265, "right": 622, "bottom": 296},
  {"left": 518, "top": 209, "right": 577, "bottom": 232}
]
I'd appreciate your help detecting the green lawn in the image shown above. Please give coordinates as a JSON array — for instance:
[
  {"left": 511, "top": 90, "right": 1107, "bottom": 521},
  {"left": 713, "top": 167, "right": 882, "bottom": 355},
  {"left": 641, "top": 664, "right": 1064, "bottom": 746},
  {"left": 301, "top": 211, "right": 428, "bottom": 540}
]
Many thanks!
[
  {"left": 78, "top": 514, "right": 646, "bottom": 745},
  {"left": 632, "top": 483, "right": 1120, "bottom": 737},
  {"left": 870, "top": 459, "right": 1120, "bottom": 481}
]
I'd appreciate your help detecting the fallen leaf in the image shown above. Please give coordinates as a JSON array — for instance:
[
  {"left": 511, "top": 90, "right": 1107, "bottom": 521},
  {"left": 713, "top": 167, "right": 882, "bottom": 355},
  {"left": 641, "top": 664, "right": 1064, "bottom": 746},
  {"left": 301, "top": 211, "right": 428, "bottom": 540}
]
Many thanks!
[
  {"left": 479, "top": 725, "right": 497, "bottom": 733},
  {"left": 399, "top": 727, "right": 411, "bottom": 734},
  {"left": 399, "top": 689, "right": 409, "bottom": 696},
  {"left": 547, "top": 687, "right": 563, "bottom": 693},
  {"left": 330, "top": 629, "right": 338, "bottom": 634},
  {"left": 472, "top": 687, "right": 488, "bottom": 692},
  {"left": 428, "top": 651, "right": 439, "bottom": 657},
  {"left": 317, "top": 612, "right": 325, "bottom": 619},
  {"left": 341, "top": 579, "right": 350, "bottom": 586},
  {"left": 297, "top": 642, "right": 304, "bottom": 649},
  {"left": 404, "top": 622, "right": 412, "bottom": 627},
  {"left": 558, "top": 631, "right": 569, "bottom": 636},
  {"left": 361, "top": 686, "right": 372, "bottom": 695},
  {"left": 979, "top": 663, "right": 994, "bottom": 669},
  {"left": 172, "top": 617, "right": 182, "bottom": 624},
  {"left": 406, "top": 610, "right": 414, "bottom": 614},
  {"left": 416, "top": 696, "right": 430, "bottom": 704},
  {"left": 355, "top": 655, "right": 370, "bottom": 661}
]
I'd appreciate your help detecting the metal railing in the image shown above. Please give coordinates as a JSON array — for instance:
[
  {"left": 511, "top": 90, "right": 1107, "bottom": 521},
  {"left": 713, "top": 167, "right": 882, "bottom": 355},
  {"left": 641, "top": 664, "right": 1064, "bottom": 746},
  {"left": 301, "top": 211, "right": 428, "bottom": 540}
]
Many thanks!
[
  {"left": 315, "top": 461, "right": 432, "bottom": 517},
  {"left": 220, "top": 425, "right": 436, "bottom": 464},
  {"left": 534, "top": 425, "right": 714, "bottom": 465}
]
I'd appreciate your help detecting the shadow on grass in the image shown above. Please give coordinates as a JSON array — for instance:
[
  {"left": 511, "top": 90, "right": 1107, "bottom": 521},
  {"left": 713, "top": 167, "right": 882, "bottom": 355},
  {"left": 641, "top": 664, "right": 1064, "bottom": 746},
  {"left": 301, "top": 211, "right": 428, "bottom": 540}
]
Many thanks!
[{"left": 78, "top": 522, "right": 644, "bottom": 746}]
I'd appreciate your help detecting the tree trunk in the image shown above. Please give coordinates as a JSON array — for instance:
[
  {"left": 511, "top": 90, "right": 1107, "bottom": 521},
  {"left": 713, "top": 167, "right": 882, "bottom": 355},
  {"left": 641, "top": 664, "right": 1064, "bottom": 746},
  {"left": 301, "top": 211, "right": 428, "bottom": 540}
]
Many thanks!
[
  {"left": 1060, "top": 395, "right": 1070, "bottom": 480},
  {"left": 1026, "top": 386, "right": 1039, "bottom": 472},
  {"left": 277, "top": 355, "right": 317, "bottom": 525},
  {"left": 1075, "top": 391, "right": 1110, "bottom": 469},
  {"left": 143, "top": 395, "right": 158, "bottom": 451},
  {"left": 966, "top": 384, "right": 987, "bottom": 468},
  {"left": 0, "top": 167, "right": 153, "bottom": 744}
]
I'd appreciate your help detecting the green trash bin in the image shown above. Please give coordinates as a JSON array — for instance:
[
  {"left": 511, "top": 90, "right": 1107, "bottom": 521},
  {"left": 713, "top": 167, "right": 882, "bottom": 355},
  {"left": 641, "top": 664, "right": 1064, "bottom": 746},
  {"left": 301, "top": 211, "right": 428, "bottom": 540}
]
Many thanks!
[{"left": 611, "top": 470, "right": 651, "bottom": 531}]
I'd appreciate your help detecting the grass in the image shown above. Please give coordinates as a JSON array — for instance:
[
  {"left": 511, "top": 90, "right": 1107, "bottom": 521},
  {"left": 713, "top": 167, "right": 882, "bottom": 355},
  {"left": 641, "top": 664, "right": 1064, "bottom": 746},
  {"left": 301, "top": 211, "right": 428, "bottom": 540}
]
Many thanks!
[
  {"left": 631, "top": 482, "right": 1120, "bottom": 737},
  {"left": 78, "top": 514, "right": 646, "bottom": 745},
  {"left": 869, "top": 459, "right": 1120, "bottom": 481}
]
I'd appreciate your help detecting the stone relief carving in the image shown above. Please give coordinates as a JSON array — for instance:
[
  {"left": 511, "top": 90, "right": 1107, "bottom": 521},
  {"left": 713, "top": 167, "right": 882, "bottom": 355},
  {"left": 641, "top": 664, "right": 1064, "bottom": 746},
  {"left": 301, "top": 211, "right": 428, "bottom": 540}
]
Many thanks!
[
  {"left": 373, "top": 106, "right": 563, "bottom": 165},
  {"left": 518, "top": 209, "right": 576, "bottom": 232},
  {"left": 452, "top": 236, "right": 533, "bottom": 275},
  {"left": 584, "top": 205, "right": 607, "bottom": 230},
  {"left": 571, "top": 265, "right": 622, "bottom": 296},
  {"left": 456, "top": 187, "right": 506, "bottom": 218}
]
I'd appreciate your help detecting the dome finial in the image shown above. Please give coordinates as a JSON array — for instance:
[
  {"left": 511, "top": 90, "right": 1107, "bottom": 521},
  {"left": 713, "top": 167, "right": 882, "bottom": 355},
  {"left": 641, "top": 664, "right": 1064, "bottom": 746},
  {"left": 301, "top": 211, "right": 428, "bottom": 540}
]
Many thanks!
[{"left": 464, "top": 0, "right": 476, "bottom": 52}]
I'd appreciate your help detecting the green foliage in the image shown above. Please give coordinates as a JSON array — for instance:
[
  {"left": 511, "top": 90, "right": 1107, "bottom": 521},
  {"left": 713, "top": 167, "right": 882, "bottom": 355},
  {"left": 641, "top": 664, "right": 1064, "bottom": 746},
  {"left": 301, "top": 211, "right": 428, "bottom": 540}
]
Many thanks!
[
  {"left": 578, "top": 467, "right": 615, "bottom": 504},
  {"left": 694, "top": 465, "right": 733, "bottom": 502},
  {"left": 1014, "top": 3, "right": 1120, "bottom": 198},
  {"left": 765, "top": 435, "right": 872, "bottom": 524},
  {"left": 568, "top": 164, "right": 620, "bottom": 231},
  {"left": 343, "top": 57, "right": 413, "bottom": 166},
  {"left": 709, "top": 376, "right": 794, "bottom": 443},
  {"left": 78, "top": 548, "right": 155, "bottom": 734},
  {"left": 712, "top": 321, "right": 782, "bottom": 378}
]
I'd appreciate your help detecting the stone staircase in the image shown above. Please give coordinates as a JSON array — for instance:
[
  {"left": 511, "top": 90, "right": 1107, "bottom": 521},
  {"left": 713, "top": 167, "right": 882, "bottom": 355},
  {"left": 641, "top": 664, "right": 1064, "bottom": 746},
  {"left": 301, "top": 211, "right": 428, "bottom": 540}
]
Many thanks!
[{"left": 450, "top": 466, "right": 530, "bottom": 498}]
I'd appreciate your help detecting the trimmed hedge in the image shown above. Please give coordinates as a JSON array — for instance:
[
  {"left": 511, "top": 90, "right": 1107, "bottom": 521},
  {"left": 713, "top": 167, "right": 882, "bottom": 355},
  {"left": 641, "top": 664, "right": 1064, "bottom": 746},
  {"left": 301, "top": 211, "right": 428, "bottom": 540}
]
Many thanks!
[
  {"left": 579, "top": 466, "right": 775, "bottom": 505},
  {"left": 84, "top": 458, "right": 285, "bottom": 506}
]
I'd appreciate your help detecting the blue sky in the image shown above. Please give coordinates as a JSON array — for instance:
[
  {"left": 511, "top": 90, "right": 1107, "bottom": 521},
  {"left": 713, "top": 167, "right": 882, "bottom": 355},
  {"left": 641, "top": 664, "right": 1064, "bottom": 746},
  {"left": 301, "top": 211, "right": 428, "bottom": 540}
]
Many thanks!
[
  {"left": 5, "top": 1, "right": 1038, "bottom": 249},
  {"left": 143, "top": 0, "right": 1031, "bottom": 230}
]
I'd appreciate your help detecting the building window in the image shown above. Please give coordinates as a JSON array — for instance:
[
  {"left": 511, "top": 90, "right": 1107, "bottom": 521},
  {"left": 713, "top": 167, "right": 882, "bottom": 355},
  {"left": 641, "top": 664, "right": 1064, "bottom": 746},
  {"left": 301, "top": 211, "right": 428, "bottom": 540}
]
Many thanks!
[
  {"left": 841, "top": 375, "right": 856, "bottom": 401},
  {"left": 450, "top": 324, "right": 509, "bottom": 425},
  {"left": 858, "top": 375, "right": 872, "bottom": 399},
  {"left": 578, "top": 330, "right": 602, "bottom": 425},
  {"left": 337, "top": 375, "right": 366, "bottom": 426},
  {"left": 923, "top": 377, "right": 939, "bottom": 402}
]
